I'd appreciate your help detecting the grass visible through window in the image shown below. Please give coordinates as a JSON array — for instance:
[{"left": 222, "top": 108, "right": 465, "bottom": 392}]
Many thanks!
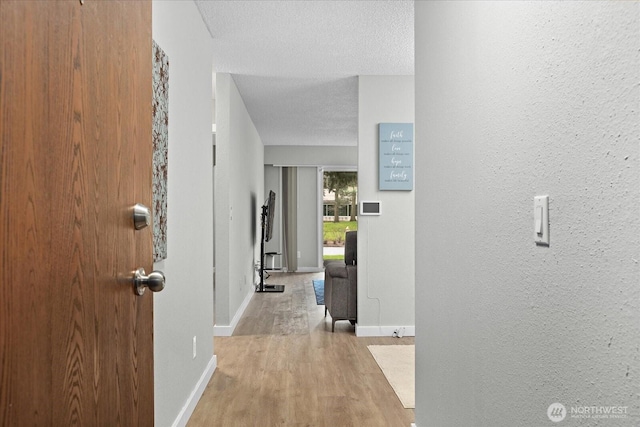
[{"left": 323, "top": 221, "right": 357, "bottom": 261}]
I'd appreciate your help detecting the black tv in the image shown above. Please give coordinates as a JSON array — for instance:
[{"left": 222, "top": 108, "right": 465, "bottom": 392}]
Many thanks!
[{"left": 265, "top": 190, "right": 276, "bottom": 242}]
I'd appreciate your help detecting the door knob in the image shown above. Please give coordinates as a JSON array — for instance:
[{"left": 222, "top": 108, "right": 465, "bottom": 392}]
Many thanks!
[{"left": 134, "top": 268, "right": 165, "bottom": 295}]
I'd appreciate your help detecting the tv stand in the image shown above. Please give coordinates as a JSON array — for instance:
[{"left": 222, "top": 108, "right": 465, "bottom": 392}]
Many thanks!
[
  {"left": 258, "top": 284, "right": 285, "bottom": 293},
  {"left": 257, "top": 203, "right": 284, "bottom": 293}
]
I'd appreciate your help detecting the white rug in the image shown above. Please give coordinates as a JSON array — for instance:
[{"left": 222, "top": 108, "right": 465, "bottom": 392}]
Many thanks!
[{"left": 367, "top": 344, "right": 415, "bottom": 409}]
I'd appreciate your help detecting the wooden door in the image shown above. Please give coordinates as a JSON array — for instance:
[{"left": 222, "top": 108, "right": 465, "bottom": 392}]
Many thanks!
[{"left": 0, "top": 1, "right": 154, "bottom": 425}]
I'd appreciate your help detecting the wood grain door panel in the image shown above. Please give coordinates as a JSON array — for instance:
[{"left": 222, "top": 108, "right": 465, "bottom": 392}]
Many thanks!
[{"left": 0, "top": 1, "right": 154, "bottom": 425}]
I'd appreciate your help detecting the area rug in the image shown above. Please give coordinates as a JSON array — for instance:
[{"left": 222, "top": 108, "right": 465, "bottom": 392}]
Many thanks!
[
  {"left": 367, "top": 345, "right": 415, "bottom": 409},
  {"left": 312, "top": 279, "right": 324, "bottom": 305}
]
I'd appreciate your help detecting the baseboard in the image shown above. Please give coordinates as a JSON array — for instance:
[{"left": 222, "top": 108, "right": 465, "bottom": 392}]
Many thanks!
[
  {"left": 213, "top": 289, "right": 254, "bottom": 336},
  {"left": 355, "top": 325, "right": 415, "bottom": 337},
  {"left": 296, "top": 267, "right": 324, "bottom": 273},
  {"left": 171, "top": 355, "right": 217, "bottom": 427}
]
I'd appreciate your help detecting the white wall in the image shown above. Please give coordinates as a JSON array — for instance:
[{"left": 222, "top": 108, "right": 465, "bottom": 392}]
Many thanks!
[
  {"left": 265, "top": 146, "right": 354, "bottom": 272},
  {"left": 152, "top": 2, "right": 215, "bottom": 426},
  {"left": 263, "top": 165, "right": 321, "bottom": 272},
  {"left": 215, "top": 73, "right": 264, "bottom": 331},
  {"left": 264, "top": 165, "right": 282, "bottom": 265},
  {"left": 297, "top": 167, "right": 321, "bottom": 270},
  {"left": 357, "top": 76, "right": 415, "bottom": 337},
  {"left": 265, "top": 145, "right": 356, "bottom": 167},
  {"left": 415, "top": 2, "right": 639, "bottom": 426}
]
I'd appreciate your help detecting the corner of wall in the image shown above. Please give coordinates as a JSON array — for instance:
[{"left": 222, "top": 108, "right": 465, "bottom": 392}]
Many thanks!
[
  {"left": 169, "top": 356, "right": 217, "bottom": 427},
  {"left": 152, "top": 1, "right": 215, "bottom": 425},
  {"left": 214, "top": 72, "right": 264, "bottom": 331}
]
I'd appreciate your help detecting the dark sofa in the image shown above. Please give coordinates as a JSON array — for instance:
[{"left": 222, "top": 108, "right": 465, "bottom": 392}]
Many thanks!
[{"left": 323, "top": 230, "right": 357, "bottom": 332}]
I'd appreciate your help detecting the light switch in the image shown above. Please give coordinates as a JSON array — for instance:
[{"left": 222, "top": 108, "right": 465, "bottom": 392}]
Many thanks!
[
  {"left": 535, "top": 207, "right": 543, "bottom": 235},
  {"left": 534, "top": 195, "right": 549, "bottom": 245}
]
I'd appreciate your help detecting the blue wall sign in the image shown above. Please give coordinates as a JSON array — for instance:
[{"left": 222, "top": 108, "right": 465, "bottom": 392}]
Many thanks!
[{"left": 379, "top": 123, "right": 414, "bottom": 191}]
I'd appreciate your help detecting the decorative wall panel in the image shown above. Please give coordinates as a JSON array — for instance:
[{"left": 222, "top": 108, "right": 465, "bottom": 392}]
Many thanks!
[{"left": 152, "top": 40, "right": 169, "bottom": 261}]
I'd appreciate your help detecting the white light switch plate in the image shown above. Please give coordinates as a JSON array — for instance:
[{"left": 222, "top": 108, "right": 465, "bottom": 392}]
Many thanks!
[
  {"left": 193, "top": 336, "right": 197, "bottom": 359},
  {"left": 534, "top": 195, "right": 549, "bottom": 245}
]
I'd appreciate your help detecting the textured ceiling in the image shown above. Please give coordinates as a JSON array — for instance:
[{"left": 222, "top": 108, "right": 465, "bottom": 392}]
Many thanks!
[{"left": 195, "top": 0, "right": 414, "bottom": 146}]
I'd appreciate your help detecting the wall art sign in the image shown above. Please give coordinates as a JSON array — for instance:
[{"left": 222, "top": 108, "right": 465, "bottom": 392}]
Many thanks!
[
  {"left": 379, "top": 123, "right": 414, "bottom": 191},
  {"left": 152, "top": 40, "right": 168, "bottom": 261}
]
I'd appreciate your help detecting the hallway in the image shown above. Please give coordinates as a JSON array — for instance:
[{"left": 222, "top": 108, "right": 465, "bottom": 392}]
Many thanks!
[{"left": 188, "top": 272, "right": 415, "bottom": 426}]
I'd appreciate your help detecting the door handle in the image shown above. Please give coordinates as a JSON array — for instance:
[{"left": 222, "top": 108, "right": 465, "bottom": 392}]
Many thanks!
[{"left": 133, "top": 268, "right": 165, "bottom": 296}]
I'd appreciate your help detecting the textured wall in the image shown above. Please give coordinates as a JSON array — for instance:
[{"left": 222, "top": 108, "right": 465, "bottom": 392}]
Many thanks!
[
  {"left": 415, "top": 2, "right": 639, "bottom": 426},
  {"left": 152, "top": 1, "right": 215, "bottom": 425}
]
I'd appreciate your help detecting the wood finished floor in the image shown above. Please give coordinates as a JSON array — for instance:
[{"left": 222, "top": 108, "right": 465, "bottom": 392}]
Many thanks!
[{"left": 187, "top": 272, "right": 415, "bottom": 427}]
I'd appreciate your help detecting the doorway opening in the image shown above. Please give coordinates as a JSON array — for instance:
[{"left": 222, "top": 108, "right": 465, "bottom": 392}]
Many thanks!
[{"left": 322, "top": 171, "right": 358, "bottom": 262}]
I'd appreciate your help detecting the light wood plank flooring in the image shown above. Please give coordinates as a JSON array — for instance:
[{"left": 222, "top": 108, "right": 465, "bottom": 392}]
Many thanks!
[{"left": 188, "top": 272, "right": 415, "bottom": 427}]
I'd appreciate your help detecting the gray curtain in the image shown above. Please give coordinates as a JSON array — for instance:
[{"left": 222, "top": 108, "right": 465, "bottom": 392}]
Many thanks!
[{"left": 282, "top": 167, "right": 297, "bottom": 272}]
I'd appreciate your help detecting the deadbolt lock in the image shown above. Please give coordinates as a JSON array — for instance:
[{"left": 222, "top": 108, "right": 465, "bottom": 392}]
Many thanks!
[{"left": 133, "top": 203, "right": 151, "bottom": 230}]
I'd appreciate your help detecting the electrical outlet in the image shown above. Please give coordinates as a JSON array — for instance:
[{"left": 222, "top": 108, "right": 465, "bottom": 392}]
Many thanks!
[
  {"left": 192, "top": 336, "right": 197, "bottom": 359},
  {"left": 392, "top": 328, "right": 405, "bottom": 338},
  {"left": 297, "top": 251, "right": 301, "bottom": 259}
]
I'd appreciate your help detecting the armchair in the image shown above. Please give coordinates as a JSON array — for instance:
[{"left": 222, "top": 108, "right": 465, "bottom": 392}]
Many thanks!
[{"left": 324, "top": 230, "right": 357, "bottom": 332}]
